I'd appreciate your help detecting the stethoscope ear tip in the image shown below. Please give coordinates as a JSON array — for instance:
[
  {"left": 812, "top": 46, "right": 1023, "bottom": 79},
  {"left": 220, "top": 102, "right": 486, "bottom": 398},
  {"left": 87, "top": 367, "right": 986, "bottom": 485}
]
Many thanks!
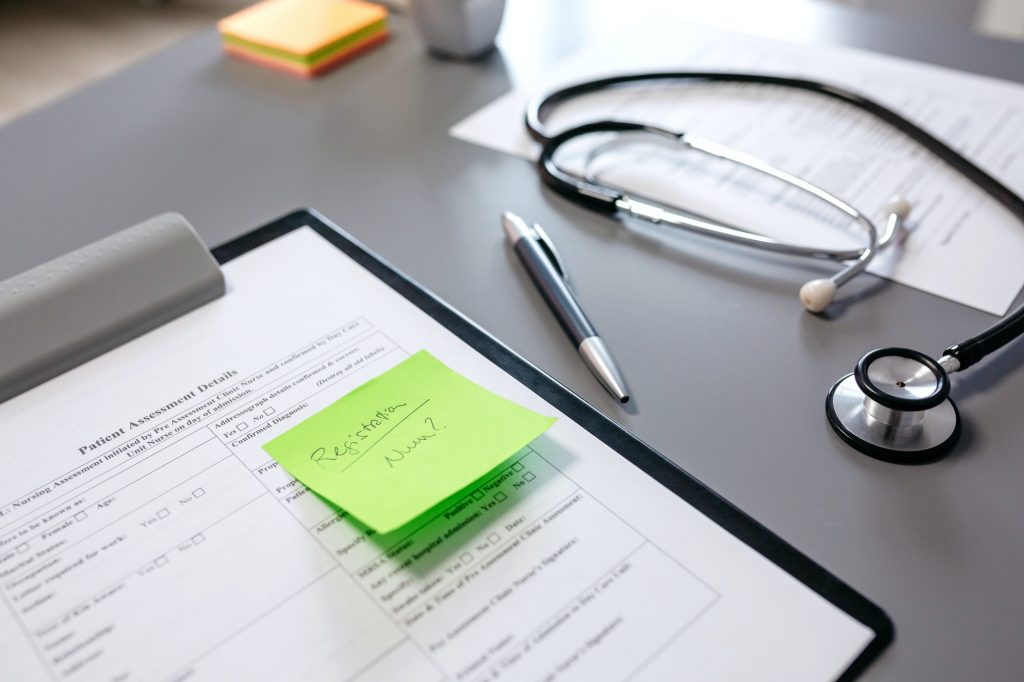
[
  {"left": 884, "top": 196, "right": 913, "bottom": 220},
  {"left": 800, "top": 278, "right": 836, "bottom": 313}
]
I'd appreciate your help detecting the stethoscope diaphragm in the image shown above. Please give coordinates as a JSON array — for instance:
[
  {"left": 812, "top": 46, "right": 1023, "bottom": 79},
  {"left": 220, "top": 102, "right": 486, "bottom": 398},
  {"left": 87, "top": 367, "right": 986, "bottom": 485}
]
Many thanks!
[{"left": 826, "top": 347, "right": 961, "bottom": 463}]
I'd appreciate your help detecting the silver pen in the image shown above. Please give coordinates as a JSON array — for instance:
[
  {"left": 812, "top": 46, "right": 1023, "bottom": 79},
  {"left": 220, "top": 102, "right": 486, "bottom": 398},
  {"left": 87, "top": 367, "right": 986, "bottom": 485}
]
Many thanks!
[{"left": 501, "top": 211, "right": 630, "bottom": 403}]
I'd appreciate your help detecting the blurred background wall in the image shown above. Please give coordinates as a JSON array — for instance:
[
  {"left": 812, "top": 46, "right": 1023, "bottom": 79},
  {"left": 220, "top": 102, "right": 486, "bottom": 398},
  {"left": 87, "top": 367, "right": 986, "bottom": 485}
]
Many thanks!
[{"left": 0, "top": 0, "right": 248, "bottom": 125}]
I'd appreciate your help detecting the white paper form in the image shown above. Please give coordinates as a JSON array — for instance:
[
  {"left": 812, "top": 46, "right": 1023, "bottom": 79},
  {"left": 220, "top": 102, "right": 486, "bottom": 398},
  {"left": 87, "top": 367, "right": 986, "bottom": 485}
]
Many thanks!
[
  {"left": 451, "top": 23, "right": 1024, "bottom": 315},
  {"left": 0, "top": 228, "right": 873, "bottom": 681}
]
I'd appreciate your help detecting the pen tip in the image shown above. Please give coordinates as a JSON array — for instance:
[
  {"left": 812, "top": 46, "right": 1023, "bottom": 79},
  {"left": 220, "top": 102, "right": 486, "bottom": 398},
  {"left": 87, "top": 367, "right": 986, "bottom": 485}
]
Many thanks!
[
  {"left": 501, "top": 211, "right": 529, "bottom": 243},
  {"left": 619, "top": 395, "right": 630, "bottom": 404}
]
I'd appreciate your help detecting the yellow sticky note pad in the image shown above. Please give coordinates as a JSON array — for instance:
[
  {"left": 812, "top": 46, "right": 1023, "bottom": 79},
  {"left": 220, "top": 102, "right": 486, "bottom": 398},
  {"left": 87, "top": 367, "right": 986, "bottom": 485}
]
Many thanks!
[
  {"left": 262, "top": 351, "right": 555, "bottom": 532},
  {"left": 218, "top": 0, "right": 387, "bottom": 58}
]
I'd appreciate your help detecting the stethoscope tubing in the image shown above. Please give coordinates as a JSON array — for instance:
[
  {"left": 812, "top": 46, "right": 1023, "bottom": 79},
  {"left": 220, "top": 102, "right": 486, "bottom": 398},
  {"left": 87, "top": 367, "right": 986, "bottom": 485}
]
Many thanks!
[
  {"left": 526, "top": 72, "right": 1024, "bottom": 223},
  {"left": 526, "top": 71, "right": 1024, "bottom": 371}
]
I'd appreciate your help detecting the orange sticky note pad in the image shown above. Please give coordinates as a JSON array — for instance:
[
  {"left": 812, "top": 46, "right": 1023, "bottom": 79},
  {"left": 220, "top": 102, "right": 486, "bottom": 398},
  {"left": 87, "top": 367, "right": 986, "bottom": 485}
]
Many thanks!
[{"left": 219, "top": 0, "right": 388, "bottom": 77}]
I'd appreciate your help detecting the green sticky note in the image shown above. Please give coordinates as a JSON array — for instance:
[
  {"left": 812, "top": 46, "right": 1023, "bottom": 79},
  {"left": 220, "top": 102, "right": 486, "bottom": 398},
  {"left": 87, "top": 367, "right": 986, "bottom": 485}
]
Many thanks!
[{"left": 262, "top": 350, "right": 555, "bottom": 532}]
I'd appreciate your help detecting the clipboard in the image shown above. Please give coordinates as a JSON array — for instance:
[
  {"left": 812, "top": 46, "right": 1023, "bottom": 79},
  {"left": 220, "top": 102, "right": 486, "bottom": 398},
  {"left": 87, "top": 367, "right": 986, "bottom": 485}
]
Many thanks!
[
  {"left": 0, "top": 208, "right": 892, "bottom": 680},
  {"left": 214, "top": 209, "right": 893, "bottom": 680}
]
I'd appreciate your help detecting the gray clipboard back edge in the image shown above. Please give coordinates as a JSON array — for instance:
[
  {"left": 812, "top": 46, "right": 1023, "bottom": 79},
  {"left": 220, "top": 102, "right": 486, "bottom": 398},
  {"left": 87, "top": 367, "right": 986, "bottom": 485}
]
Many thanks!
[{"left": 0, "top": 213, "right": 224, "bottom": 403}]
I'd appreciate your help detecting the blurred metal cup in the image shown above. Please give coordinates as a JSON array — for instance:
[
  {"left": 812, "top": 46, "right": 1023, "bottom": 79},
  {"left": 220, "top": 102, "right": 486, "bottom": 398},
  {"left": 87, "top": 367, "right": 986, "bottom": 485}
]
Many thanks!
[{"left": 408, "top": 0, "right": 507, "bottom": 59}]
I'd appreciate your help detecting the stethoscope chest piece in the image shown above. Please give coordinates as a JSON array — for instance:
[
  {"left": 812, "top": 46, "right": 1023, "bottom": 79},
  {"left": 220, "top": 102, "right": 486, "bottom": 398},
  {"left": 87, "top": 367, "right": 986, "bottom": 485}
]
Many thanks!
[{"left": 826, "top": 347, "right": 961, "bottom": 463}]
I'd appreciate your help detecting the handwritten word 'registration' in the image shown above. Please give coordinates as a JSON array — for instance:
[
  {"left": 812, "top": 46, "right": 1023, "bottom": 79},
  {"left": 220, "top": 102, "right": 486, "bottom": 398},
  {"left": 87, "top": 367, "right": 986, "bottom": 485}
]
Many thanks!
[
  {"left": 310, "top": 403, "right": 407, "bottom": 468},
  {"left": 308, "top": 400, "right": 448, "bottom": 471}
]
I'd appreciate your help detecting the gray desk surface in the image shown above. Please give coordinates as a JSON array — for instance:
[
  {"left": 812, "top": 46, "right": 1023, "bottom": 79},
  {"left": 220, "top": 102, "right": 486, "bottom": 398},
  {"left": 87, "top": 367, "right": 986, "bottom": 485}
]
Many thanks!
[{"left": 2, "top": 0, "right": 1023, "bottom": 679}]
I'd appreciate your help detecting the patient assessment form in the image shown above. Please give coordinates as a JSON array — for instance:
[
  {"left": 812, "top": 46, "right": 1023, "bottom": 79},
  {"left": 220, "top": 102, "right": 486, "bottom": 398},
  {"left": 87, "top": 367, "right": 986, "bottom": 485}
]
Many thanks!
[{"left": 0, "top": 228, "right": 873, "bottom": 681}]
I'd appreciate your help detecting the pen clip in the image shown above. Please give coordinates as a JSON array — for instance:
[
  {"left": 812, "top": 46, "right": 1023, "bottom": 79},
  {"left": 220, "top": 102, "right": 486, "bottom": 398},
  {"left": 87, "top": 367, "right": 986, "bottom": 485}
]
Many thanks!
[{"left": 531, "top": 222, "right": 570, "bottom": 286}]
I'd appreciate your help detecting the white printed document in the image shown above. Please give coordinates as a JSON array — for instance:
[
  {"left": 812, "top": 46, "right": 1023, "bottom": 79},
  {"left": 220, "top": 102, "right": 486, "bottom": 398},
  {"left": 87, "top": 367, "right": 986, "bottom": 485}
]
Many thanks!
[
  {"left": 0, "top": 227, "right": 877, "bottom": 681},
  {"left": 451, "top": 23, "right": 1024, "bottom": 315}
]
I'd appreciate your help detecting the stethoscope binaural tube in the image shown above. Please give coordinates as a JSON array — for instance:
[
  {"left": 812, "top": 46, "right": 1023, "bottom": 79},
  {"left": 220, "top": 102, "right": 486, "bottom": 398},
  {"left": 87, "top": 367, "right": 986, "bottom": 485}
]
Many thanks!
[
  {"left": 536, "top": 119, "right": 909, "bottom": 312},
  {"left": 525, "top": 70, "right": 1024, "bottom": 461}
]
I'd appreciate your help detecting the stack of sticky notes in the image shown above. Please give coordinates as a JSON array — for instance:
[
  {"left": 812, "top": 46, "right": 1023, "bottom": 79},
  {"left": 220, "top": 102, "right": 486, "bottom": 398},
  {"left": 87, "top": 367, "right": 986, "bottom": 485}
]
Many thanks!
[{"left": 218, "top": 0, "right": 389, "bottom": 78}]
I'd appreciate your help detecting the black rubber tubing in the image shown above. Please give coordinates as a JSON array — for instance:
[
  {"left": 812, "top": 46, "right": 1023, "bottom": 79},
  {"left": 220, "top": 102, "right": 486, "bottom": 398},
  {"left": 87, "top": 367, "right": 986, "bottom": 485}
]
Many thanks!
[{"left": 525, "top": 72, "right": 1024, "bottom": 371}]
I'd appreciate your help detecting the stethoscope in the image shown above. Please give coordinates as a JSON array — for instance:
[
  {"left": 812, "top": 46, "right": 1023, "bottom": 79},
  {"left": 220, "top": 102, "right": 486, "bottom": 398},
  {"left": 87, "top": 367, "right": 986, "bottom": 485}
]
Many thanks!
[{"left": 525, "top": 72, "right": 1024, "bottom": 463}]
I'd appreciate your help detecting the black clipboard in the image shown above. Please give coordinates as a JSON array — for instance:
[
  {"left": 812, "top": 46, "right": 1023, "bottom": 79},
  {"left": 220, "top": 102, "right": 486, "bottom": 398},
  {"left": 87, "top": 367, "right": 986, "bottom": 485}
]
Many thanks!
[{"left": 213, "top": 209, "right": 893, "bottom": 680}]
